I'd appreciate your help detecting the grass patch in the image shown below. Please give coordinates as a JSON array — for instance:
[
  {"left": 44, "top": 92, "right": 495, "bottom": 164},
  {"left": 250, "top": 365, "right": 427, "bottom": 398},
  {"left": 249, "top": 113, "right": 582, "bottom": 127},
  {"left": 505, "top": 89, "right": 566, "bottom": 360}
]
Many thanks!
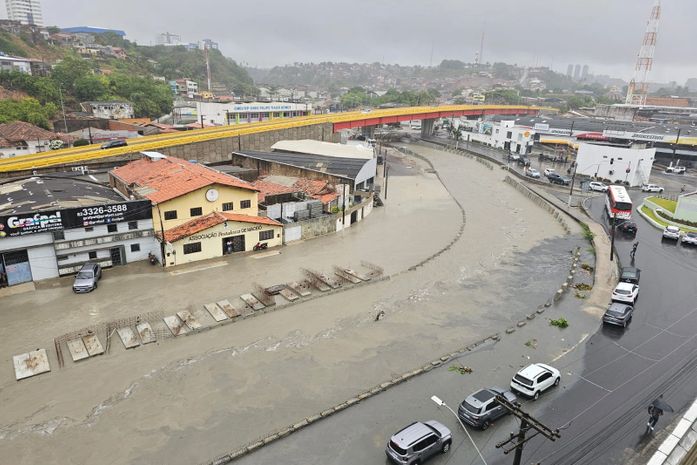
[
  {"left": 574, "top": 283, "right": 593, "bottom": 291},
  {"left": 640, "top": 205, "right": 668, "bottom": 226},
  {"left": 550, "top": 317, "right": 569, "bottom": 329},
  {"left": 580, "top": 222, "right": 595, "bottom": 242},
  {"left": 580, "top": 263, "right": 594, "bottom": 272},
  {"left": 574, "top": 291, "right": 587, "bottom": 299},
  {"left": 524, "top": 339, "right": 538, "bottom": 349},
  {"left": 647, "top": 196, "right": 676, "bottom": 213}
]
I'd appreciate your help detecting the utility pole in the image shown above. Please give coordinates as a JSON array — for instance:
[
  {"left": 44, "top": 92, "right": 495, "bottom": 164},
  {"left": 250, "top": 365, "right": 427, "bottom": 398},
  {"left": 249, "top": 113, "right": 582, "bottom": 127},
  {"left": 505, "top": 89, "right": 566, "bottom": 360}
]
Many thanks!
[
  {"left": 671, "top": 127, "right": 681, "bottom": 164},
  {"left": 200, "top": 114, "right": 205, "bottom": 129},
  {"left": 494, "top": 395, "right": 560, "bottom": 465},
  {"left": 58, "top": 86, "right": 68, "bottom": 133},
  {"left": 610, "top": 214, "right": 616, "bottom": 261}
]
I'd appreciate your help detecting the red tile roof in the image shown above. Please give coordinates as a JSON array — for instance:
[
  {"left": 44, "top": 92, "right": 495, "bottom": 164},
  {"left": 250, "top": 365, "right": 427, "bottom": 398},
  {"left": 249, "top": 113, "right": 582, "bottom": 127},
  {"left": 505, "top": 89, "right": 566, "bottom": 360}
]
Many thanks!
[
  {"left": 252, "top": 176, "right": 339, "bottom": 205},
  {"left": 111, "top": 156, "right": 257, "bottom": 204},
  {"left": 251, "top": 178, "right": 301, "bottom": 203},
  {"left": 159, "top": 211, "right": 281, "bottom": 243},
  {"left": 0, "top": 121, "right": 60, "bottom": 142}
]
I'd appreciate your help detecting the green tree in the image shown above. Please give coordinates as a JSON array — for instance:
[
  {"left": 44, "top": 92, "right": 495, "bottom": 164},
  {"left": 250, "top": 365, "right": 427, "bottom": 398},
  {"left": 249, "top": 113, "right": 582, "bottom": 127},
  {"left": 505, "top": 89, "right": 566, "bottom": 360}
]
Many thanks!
[
  {"left": 74, "top": 75, "right": 107, "bottom": 101},
  {"left": 0, "top": 97, "right": 57, "bottom": 128}
]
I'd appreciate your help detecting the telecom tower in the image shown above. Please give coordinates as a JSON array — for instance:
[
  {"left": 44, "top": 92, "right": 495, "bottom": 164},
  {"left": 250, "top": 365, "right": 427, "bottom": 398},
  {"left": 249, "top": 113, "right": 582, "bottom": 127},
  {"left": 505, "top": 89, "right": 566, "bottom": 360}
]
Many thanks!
[{"left": 625, "top": 0, "right": 661, "bottom": 105}]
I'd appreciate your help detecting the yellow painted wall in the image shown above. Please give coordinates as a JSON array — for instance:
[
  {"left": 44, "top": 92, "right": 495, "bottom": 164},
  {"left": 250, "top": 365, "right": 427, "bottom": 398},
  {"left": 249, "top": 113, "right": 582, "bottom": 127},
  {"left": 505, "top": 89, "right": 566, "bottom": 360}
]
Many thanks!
[
  {"left": 163, "top": 220, "right": 282, "bottom": 267},
  {"left": 151, "top": 184, "right": 258, "bottom": 234}
]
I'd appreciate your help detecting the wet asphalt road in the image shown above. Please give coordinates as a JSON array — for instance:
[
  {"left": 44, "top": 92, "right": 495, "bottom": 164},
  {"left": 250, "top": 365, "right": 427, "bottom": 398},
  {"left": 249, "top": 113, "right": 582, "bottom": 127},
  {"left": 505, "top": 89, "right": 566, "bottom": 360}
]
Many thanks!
[
  {"left": 233, "top": 235, "right": 594, "bottom": 465},
  {"left": 232, "top": 190, "right": 697, "bottom": 465},
  {"left": 512, "top": 191, "right": 697, "bottom": 465}
]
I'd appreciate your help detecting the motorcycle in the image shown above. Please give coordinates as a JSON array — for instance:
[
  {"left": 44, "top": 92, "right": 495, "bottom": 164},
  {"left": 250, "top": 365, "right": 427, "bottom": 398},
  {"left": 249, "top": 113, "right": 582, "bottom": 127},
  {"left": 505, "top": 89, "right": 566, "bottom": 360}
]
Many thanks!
[
  {"left": 148, "top": 252, "right": 158, "bottom": 265},
  {"left": 253, "top": 242, "right": 268, "bottom": 251}
]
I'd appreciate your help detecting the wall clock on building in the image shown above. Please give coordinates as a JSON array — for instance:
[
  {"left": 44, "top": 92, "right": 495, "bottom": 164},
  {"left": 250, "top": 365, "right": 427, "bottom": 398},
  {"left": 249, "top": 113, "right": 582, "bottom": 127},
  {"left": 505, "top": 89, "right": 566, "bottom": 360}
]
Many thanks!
[{"left": 206, "top": 188, "right": 219, "bottom": 202}]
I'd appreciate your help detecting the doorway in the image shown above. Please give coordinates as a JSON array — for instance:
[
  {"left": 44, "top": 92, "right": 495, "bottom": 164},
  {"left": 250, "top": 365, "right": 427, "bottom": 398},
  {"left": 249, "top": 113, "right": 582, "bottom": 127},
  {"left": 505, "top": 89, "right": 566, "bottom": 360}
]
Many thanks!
[
  {"left": 110, "top": 247, "right": 124, "bottom": 266},
  {"left": 223, "top": 235, "right": 245, "bottom": 254},
  {"left": 1, "top": 250, "right": 32, "bottom": 286}
]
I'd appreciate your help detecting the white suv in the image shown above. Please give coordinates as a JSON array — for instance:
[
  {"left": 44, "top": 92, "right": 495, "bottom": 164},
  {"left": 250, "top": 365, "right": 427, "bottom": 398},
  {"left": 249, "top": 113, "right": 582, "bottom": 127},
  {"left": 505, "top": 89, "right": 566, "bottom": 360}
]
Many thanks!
[
  {"left": 510, "top": 363, "right": 561, "bottom": 400},
  {"left": 611, "top": 282, "right": 639, "bottom": 304},
  {"left": 666, "top": 166, "right": 686, "bottom": 174},
  {"left": 588, "top": 181, "right": 608, "bottom": 192},
  {"left": 642, "top": 184, "right": 664, "bottom": 193},
  {"left": 662, "top": 225, "right": 681, "bottom": 240}
]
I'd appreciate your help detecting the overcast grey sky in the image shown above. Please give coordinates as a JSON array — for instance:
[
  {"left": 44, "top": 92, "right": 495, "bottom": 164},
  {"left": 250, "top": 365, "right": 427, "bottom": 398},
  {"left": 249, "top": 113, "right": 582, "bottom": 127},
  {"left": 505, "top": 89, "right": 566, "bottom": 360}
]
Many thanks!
[{"left": 30, "top": 0, "right": 697, "bottom": 83}]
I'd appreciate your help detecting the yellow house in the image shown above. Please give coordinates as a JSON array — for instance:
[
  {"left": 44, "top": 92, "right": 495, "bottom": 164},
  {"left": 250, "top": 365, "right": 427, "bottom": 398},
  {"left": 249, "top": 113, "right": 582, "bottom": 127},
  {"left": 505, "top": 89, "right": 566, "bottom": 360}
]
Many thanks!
[{"left": 110, "top": 153, "right": 282, "bottom": 266}]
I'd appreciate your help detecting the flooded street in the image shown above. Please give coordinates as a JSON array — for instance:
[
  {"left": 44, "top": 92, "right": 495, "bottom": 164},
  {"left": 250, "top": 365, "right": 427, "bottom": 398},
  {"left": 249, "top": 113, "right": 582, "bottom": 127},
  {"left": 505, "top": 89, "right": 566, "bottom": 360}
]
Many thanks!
[{"left": 0, "top": 144, "right": 583, "bottom": 465}]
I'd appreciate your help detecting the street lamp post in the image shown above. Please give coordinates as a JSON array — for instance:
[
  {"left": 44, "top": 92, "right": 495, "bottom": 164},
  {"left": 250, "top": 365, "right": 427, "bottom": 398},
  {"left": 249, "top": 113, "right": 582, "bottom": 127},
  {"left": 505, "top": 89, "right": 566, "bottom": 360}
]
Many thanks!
[{"left": 430, "top": 395, "right": 488, "bottom": 465}]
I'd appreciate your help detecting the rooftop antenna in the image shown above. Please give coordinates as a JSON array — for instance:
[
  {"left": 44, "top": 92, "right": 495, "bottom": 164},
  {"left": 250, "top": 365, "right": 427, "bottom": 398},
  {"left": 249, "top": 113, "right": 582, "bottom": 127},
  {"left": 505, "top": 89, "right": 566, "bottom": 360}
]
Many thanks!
[
  {"left": 478, "top": 30, "right": 485, "bottom": 66},
  {"left": 626, "top": 0, "right": 661, "bottom": 105}
]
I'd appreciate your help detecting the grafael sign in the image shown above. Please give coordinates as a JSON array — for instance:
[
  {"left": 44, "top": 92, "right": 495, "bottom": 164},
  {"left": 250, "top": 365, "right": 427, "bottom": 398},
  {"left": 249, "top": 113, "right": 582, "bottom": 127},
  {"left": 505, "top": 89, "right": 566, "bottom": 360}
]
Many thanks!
[
  {"left": 0, "top": 211, "right": 63, "bottom": 237},
  {"left": 0, "top": 200, "right": 152, "bottom": 238}
]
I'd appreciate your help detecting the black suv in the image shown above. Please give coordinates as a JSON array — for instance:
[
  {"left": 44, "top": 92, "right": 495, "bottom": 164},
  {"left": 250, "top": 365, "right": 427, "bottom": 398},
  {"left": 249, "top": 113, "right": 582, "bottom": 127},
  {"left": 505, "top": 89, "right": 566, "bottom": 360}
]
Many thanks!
[
  {"left": 101, "top": 139, "right": 128, "bottom": 149},
  {"left": 548, "top": 173, "right": 571, "bottom": 185},
  {"left": 617, "top": 221, "right": 637, "bottom": 236},
  {"left": 620, "top": 267, "right": 641, "bottom": 284},
  {"left": 457, "top": 387, "right": 518, "bottom": 430}
]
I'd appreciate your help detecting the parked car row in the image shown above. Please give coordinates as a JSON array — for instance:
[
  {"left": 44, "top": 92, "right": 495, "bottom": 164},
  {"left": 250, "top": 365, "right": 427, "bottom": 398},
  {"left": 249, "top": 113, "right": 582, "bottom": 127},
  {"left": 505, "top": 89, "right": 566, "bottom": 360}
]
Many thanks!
[
  {"left": 386, "top": 362, "right": 561, "bottom": 463},
  {"left": 604, "top": 267, "right": 641, "bottom": 328},
  {"left": 661, "top": 226, "right": 697, "bottom": 245}
]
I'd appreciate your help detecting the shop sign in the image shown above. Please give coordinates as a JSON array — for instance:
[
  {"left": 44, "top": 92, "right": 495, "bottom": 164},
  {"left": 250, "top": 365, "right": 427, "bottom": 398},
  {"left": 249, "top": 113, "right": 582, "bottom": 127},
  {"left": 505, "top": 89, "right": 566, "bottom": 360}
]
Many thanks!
[
  {"left": 0, "top": 211, "right": 63, "bottom": 237},
  {"left": 0, "top": 200, "right": 152, "bottom": 238},
  {"left": 61, "top": 200, "right": 151, "bottom": 229},
  {"left": 188, "top": 225, "right": 263, "bottom": 241}
]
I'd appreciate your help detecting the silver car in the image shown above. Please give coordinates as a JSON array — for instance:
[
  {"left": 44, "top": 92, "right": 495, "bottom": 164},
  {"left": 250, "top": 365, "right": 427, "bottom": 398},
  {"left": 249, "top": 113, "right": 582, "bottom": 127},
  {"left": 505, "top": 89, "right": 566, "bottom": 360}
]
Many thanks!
[
  {"left": 72, "top": 262, "right": 102, "bottom": 293},
  {"left": 662, "top": 226, "right": 681, "bottom": 241},
  {"left": 458, "top": 387, "right": 517, "bottom": 429},
  {"left": 386, "top": 420, "right": 452, "bottom": 464}
]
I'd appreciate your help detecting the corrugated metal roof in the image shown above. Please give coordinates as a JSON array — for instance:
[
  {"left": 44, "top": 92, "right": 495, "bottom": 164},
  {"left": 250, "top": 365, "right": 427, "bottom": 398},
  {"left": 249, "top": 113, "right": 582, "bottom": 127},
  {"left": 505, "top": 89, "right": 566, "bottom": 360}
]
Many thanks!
[
  {"left": 271, "top": 140, "right": 373, "bottom": 160},
  {"left": 236, "top": 150, "right": 369, "bottom": 181}
]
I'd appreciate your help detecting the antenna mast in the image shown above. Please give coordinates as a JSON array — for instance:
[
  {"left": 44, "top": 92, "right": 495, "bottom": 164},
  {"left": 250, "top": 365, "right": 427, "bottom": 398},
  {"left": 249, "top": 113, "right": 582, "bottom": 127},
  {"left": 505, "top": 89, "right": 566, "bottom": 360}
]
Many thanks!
[{"left": 625, "top": 0, "right": 661, "bottom": 105}]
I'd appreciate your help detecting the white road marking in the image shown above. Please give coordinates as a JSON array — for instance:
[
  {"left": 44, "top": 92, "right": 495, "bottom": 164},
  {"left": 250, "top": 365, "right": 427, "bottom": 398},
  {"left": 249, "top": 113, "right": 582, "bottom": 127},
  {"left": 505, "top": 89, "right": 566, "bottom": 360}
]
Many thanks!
[
  {"left": 579, "top": 376, "right": 613, "bottom": 393},
  {"left": 552, "top": 333, "right": 589, "bottom": 362},
  {"left": 644, "top": 321, "right": 687, "bottom": 338},
  {"left": 611, "top": 341, "right": 660, "bottom": 362}
]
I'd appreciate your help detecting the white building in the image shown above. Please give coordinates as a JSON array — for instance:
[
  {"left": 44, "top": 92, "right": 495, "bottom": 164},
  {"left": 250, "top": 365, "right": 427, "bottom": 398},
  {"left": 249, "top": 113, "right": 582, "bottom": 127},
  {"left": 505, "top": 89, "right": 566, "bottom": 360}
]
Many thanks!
[
  {"left": 0, "top": 121, "right": 68, "bottom": 159},
  {"left": 575, "top": 143, "right": 656, "bottom": 187},
  {"left": 80, "top": 101, "right": 134, "bottom": 119},
  {"left": 5, "top": 0, "right": 43, "bottom": 26},
  {"left": 0, "top": 54, "right": 32, "bottom": 74},
  {"left": 460, "top": 119, "right": 535, "bottom": 155},
  {"left": 675, "top": 192, "right": 697, "bottom": 223},
  {"left": 0, "top": 177, "right": 157, "bottom": 287},
  {"left": 192, "top": 101, "right": 312, "bottom": 126}
]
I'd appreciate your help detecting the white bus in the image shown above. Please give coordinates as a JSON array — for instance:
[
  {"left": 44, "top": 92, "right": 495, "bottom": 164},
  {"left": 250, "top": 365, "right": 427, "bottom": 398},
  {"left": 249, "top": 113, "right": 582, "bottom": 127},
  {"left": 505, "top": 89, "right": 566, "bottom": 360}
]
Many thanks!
[{"left": 606, "top": 185, "right": 632, "bottom": 220}]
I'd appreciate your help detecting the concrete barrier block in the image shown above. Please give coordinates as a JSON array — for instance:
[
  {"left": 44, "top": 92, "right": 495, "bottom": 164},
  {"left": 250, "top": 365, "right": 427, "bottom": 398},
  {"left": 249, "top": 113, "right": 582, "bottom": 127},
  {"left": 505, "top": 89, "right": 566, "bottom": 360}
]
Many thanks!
[
  {"left": 247, "top": 441, "right": 264, "bottom": 453},
  {"left": 306, "top": 414, "right": 321, "bottom": 423},
  {"left": 506, "top": 328, "right": 516, "bottom": 334},
  {"left": 431, "top": 360, "right": 442, "bottom": 367},
  {"left": 380, "top": 382, "right": 392, "bottom": 389},
  {"left": 293, "top": 420, "right": 309, "bottom": 430},
  {"left": 517, "top": 321, "right": 526, "bottom": 327},
  {"left": 210, "top": 455, "right": 233, "bottom": 465},
  {"left": 526, "top": 313, "right": 536, "bottom": 320},
  {"left": 320, "top": 409, "right": 335, "bottom": 417},
  {"left": 263, "top": 434, "right": 279, "bottom": 445},
  {"left": 334, "top": 403, "right": 349, "bottom": 412}
]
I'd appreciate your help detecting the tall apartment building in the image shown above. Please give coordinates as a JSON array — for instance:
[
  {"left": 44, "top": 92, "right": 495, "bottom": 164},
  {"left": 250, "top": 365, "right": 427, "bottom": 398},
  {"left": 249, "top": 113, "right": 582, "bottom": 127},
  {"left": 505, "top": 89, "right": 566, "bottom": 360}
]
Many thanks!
[{"left": 5, "top": 0, "right": 43, "bottom": 26}]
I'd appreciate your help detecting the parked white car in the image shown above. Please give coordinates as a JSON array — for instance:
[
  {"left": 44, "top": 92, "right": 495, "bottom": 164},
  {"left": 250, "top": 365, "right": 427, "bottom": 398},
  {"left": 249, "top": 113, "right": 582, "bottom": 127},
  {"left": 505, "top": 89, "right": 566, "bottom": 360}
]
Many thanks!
[
  {"left": 662, "top": 225, "right": 681, "bottom": 240},
  {"left": 611, "top": 282, "right": 639, "bottom": 304},
  {"left": 588, "top": 181, "right": 608, "bottom": 192},
  {"left": 510, "top": 363, "right": 561, "bottom": 400},
  {"left": 681, "top": 232, "right": 697, "bottom": 246},
  {"left": 642, "top": 184, "right": 664, "bottom": 193},
  {"left": 526, "top": 168, "right": 541, "bottom": 178},
  {"left": 666, "top": 166, "right": 686, "bottom": 174}
]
